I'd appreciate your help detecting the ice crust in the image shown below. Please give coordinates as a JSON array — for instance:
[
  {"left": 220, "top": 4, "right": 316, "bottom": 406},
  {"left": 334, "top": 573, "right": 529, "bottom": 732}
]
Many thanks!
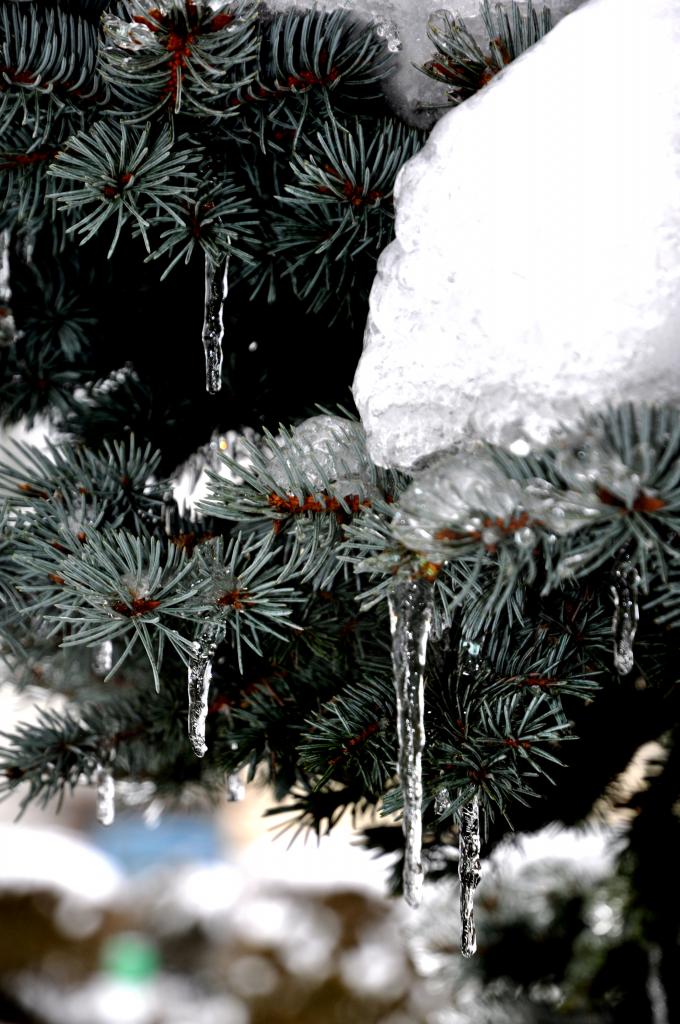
[
  {"left": 265, "top": 1, "right": 584, "bottom": 123},
  {"left": 353, "top": 0, "right": 680, "bottom": 469}
]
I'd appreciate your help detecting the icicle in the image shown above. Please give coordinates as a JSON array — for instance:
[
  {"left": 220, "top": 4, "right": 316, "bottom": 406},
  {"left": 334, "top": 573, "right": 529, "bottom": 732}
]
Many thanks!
[
  {"left": 434, "top": 786, "right": 452, "bottom": 816},
  {"left": 187, "top": 625, "right": 221, "bottom": 757},
  {"left": 611, "top": 557, "right": 640, "bottom": 675},
  {"left": 95, "top": 763, "right": 116, "bottom": 826},
  {"left": 0, "top": 228, "right": 17, "bottom": 347},
  {"left": 16, "top": 227, "right": 35, "bottom": 265},
  {"left": 227, "top": 772, "right": 245, "bottom": 802},
  {"left": 388, "top": 576, "right": 434, "bottom": 908},
  {"left": 163, "top": 487, "right": 178, "bottom": 538},
  {"left": 458, "top": 795, "right": 481, "bottom": 958},
  {"left": 92, "top": 639, "right": 113, "bottom": 677},
  {"left": 143, "top": 798, "right": 163, "bottom": 830},
  {"left": 202, "top": 250, "right": 229, "bottom": 394}
]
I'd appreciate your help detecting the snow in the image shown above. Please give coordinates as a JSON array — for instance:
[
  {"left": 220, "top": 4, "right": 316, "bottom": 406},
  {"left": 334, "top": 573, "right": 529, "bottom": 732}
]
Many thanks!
[
  {"left": 265, "top": 0, "right": 585, "bottom": 123},
  {"left": 0, "top": 823, "right": 122, "bottom": 901},
  {"left": 353, "top": 0, "right": 680, "bottom": 468}
]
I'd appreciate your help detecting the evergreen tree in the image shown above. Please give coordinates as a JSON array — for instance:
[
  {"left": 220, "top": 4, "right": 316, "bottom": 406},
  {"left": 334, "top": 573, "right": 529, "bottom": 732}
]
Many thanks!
[{"left": 1, "top": 0, "right": 679, "bottom": 1013}]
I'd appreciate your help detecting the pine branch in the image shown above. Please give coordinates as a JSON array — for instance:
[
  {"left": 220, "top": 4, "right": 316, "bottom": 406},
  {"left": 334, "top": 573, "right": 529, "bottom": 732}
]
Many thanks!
[
  {"left": 420, "top": 0, "right": 553, "bottom": 105},
  {"left": 47, "top": 120, "right": 200, "bottom": 255},
  {"left": 101, "top": 0, "right": 260, "bottom": 119}
]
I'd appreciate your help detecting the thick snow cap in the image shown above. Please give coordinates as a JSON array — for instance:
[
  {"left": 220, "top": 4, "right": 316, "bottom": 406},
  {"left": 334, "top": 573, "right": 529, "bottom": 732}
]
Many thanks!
[{"left": 353, "top": 0, "right": 680, "bottom": 469}]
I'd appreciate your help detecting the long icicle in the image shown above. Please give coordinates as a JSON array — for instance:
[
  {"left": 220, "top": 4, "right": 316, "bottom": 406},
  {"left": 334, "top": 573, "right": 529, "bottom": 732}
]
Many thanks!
[
  {"left": 0, "top": 228, "right": 17, "bottom": 347},
  {"left": 187, "top": 625, "right": 221, "bottom": 757},
  {"left": 388, "top": 576, "right": 434, "bottom": 908},
  {"left": 202, "top": 249, "right": 229, "bottom": 394},
  {"left": 458, "top": 795, "right": 481, "bottom": 957},
  {"left": 611, "top": 557, "right": 640, "bottom": 675}
]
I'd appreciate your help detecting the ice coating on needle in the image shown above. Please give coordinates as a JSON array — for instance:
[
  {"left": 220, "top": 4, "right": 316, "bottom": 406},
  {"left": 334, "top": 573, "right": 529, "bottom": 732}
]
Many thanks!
[
  {"left": 268, "top": 415, "right": 376, "bottom": 498},
  {"left": 264, "top": 0, "right": 583, "bottom": 123},
  {"left": 388, "top": 576, "right": 434, "bottom": 908},
  {"left": 354, "top": 0, "right": 680, "bottom": 469}
]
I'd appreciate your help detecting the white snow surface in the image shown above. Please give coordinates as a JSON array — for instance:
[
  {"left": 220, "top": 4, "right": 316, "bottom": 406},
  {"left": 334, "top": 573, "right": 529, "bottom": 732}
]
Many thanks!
[
  {"left": 353, "top": 0, "right": 680, "bottom": 469},
  {"left": 265, "top": 0, "right": 585, "bottom": 123}
]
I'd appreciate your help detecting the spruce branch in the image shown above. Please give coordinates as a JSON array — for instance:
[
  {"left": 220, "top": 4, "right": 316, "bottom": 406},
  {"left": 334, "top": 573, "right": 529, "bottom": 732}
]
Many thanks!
[
  {"left": 0, "top": 1, "right": 102, "bottom": 123},
  {"left": 143, "top": 175, "right": 259, "bottom": 278},
  {"left": 47, "top": 120, "right": 200, "bottom": 255},
  {"left": 199, "top": 417, "right": 402, "bottom": 587},
  {"left": 0, "top": 434, "right": 165, "bottom": 530},
  {"left": 191, "top": 533, "right": 301, "bottom": 672},
  {"left": 16, "top": 526, "right": 205, "bottom": 689},
  {"left": 420, "top": 0, "right": 552, "bottom": 105},
  {"left": 101, "top": 0, "right": 260, "bottom": 119}
]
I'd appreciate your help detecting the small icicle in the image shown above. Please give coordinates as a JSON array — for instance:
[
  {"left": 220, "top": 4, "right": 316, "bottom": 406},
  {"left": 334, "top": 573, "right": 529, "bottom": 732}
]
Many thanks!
[
  {"left": 458, "top": 795, "right": 481, "bottom": 958},
  {"left": 95, "top": 763, "right": 116, "bottom": 826},
  {"left": 227, "top": 772, "right": 245, "bottom": 802},
  {"left": 0, "top": 228, "right": 17, "bottom": 347},
  {"left": 163, "top": 487, "right": 179, "bottom": 538},
  {"left": 388, "top": 576, "right": 434, "bottom": 908},
  {"left": 611, "top": 557, "right": 640, "bottom": 675},
  {"left": 16, "top": 227, "right": 36, "bottom": 265},
  {"left": 202, "top": 250, "right": 229, "bottom": 394},
  {"left": 187, "top": 626, "right": 220, "bottom": 757},
  {"left": 434, "top": 786, "right": 452, "bottom": 816},
  {"left": 92, "top": 639, "right": 113, "bottom": 677}
]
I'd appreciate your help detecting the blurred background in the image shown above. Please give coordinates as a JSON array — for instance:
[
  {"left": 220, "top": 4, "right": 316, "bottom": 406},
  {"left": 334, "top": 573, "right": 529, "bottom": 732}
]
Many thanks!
[{"left": 0, "top": 659, "right": 667, "bottom": 1024}]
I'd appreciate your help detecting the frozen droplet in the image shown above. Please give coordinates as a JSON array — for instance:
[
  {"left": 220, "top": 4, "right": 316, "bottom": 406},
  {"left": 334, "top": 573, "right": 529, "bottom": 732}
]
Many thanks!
[
  {"left": 187, "top": 626, "right": 221, "bottom": 757},
  {"left": 509, "top": 438, "right": 531, "bottom": 456},
  {"left": 611, "top": 557, "right": 640, "bottom": 675},
  {"left": 434, "top": 786, "right": 452, "bottom": 816},
  {"left": 202, "top": 250, "right": 229, "bottom": 395},
  {"left": 458, "top": 795, "right": 481, "bottom": 958},
  {"left": 514, "top": 526, "right": 536, "bottom": 549},
  {"left": 374, "top": 17, "right": 401, "bottom": 51},
  {"left": 92, "top": 639, "right": 113, "bottom": 677},
  {"left": 95, "top": 763, "right": 116, "bottom": 826},
  {"left": 388, "top": 576, "right": 434, "bottom": 908},
  {"left": 0, "top": 228, "right": 17, "bottom": 347}
]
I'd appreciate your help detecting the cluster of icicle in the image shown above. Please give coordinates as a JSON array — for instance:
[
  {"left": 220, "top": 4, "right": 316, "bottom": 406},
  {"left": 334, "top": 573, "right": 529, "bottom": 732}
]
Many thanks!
[{"left": 387, "top": 552, "right": 639, "bottom": 956}]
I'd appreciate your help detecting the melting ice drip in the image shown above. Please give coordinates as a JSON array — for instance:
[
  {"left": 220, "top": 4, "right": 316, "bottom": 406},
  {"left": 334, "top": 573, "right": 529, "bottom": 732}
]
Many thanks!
[
  {"left": 202, "top": 250, "right": 230, "bottom": 395},
  {"left": 458, "top": 795, "right": 481, "bottom": 958},
  {"left": 611, "top": 558, "right": 640, "bottom": 675},
  {"left": 0, "top": 228, "right": 17, "bottom": 347},
  {"left": 92, "top": 639, "right": 114, "bottom": 677},
  {"left": 188, "top": 626, "right": 221, "bottom": 757},
  {"left": 388, "top": 576, "right": 434, "bottom": 908},
  {"left": 95, "top": 763, "right": 116, "bottom": 826}
]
